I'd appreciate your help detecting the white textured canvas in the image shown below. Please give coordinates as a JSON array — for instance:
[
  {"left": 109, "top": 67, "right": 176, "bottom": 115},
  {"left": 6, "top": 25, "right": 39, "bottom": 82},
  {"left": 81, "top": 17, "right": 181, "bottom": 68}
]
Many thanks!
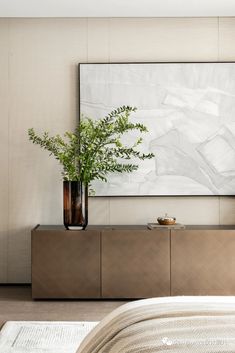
[{"left": 80, "top": 63, "right": 235, "bottom": 196}]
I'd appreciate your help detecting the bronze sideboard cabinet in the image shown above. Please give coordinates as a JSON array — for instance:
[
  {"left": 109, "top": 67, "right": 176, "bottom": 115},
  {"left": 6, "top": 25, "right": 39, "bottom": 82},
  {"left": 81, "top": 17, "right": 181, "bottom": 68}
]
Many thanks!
[{"left": 31, "top": 225, "right": 235, "bottom": 299}]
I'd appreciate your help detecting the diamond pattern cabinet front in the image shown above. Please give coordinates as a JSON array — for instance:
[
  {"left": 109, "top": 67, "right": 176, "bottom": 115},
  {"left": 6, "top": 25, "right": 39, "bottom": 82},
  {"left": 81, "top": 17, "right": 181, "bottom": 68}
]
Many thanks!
[
  {"left": 171, "top": 229, "right": 235, "bottom": 296},
  {"left": 32, "top": 227, "right": 101, "bottom": 299},
  {"left": 101, "top": 229, "right": 170, "bottom": 299}
]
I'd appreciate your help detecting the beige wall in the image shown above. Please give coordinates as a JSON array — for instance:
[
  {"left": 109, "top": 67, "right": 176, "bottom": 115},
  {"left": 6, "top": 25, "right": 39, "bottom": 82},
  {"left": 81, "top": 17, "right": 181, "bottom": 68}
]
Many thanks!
[{"left": 1, "top": 17, "right": 235, "bottom": 283}]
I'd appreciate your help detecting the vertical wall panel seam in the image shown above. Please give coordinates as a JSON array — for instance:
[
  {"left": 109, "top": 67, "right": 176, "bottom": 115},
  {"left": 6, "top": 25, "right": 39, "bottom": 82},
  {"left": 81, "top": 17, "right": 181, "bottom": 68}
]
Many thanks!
[
  {"left": 6, "top": 17, "right": 10, "bottom": 282},
  {"left": 108, "top": 198, "right": 110, "bottom": 225},
  {"left": 6, "top": 18, "right": 10, "bottom": 283},
  {"left": 86, "top": 18, "right": 89, "bottom": 63},
  {"left": 218, "top": 194, "right": 220, "bottom": 225},
  {"left": 218, "top": 17, "right": 220, "bottom": 61},
  {"left": 108, "top": 18, "right": 111, "bottom": 63},
  {"left": 218, "top": 17, "right": 220, "bottom": 225}
]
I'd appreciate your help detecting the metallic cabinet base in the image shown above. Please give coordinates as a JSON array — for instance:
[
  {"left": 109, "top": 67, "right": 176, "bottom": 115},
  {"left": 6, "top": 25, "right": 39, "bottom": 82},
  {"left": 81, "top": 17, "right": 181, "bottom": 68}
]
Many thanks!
[
  {"left": 102, "top": 229, "right": 170, "bottom": 298},
  {"left": 171, "top": 229, "right": 235, "bottom": 296},
  {"left": 32, "top": 225, "right": 235, "bottom": 299},
  {"left": 31, "top": 227, "right": 101, "bottom": 299}
]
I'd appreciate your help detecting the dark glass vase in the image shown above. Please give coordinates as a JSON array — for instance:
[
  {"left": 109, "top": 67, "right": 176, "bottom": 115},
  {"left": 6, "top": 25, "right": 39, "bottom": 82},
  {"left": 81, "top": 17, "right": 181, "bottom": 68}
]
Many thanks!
[{"left": 63, "top": 181, "right": 88, "bottom": 230}]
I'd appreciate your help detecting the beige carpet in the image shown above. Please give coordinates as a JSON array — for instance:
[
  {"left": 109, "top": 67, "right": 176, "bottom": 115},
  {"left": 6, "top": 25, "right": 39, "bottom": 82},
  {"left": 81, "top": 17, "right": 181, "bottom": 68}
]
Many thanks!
[{"left": 0, "top": 321, "right": 98, "bottom": 353}]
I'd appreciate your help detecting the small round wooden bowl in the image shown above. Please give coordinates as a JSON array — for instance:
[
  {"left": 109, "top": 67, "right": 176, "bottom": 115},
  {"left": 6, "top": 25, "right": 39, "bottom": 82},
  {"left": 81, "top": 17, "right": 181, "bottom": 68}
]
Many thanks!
[{"left": 157, "top": 218, "right": 176, "bottom": 225}]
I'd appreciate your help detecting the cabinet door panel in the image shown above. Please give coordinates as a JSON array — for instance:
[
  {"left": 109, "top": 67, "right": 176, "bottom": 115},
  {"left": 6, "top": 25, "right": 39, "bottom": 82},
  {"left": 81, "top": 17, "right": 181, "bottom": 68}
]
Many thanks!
[
  {"left": 32, "top": 230, "right": 101, "bottom": 299},
  {"left": 102, "top": 230, "right": 170, "bottom": 298},
  {"left": 171, "top": 230, "right": 235, "bottom": 295}
]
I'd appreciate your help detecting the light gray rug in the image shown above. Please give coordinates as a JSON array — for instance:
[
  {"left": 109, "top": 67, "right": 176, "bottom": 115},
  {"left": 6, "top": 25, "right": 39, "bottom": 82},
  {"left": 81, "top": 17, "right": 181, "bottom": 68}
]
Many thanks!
[{"left": 0, "top": 321, "right": 98, "bottom": 353}]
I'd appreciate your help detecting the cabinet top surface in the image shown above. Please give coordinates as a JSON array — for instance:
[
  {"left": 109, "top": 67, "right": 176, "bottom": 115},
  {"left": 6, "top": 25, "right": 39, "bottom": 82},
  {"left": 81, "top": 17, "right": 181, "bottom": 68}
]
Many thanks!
[
  {"left": 33, "top": 224, "right": 150, "bottom": 231},
  {"left": 33, "top": 224, "right": 235, "bottom": 231}
]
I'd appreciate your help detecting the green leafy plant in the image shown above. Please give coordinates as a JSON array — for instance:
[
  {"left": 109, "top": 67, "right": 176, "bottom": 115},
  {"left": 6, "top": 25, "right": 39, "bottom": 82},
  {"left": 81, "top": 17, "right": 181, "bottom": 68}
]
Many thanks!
[{"left": 28, "top": 106, "right": 155, "bottom": 187}]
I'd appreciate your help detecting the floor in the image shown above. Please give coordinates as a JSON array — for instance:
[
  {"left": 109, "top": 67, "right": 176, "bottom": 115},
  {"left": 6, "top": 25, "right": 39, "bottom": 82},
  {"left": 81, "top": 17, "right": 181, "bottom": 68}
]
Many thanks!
[{"left": 0, "top": 286, "right": 128, "bottom": 329}]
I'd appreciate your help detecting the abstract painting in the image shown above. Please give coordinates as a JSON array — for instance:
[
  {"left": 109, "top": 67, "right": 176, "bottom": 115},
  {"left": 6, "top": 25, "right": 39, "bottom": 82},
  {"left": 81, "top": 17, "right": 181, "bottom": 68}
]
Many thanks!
[{"left": 79, "top": 63, "right": 235, "bottom": 196}]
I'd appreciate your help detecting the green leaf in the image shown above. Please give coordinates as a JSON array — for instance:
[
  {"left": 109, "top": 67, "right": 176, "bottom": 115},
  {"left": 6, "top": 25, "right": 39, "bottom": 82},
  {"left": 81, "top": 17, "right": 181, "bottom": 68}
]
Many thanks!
[{"left": 28, "top": 106, "right": 155, "bottom": 188}]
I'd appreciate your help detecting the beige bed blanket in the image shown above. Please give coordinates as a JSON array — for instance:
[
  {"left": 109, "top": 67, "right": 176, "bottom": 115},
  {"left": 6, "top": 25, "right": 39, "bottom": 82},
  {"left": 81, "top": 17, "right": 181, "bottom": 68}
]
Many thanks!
[{"left": 77, "top": 297, "right": 235, "bottom": 353}]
